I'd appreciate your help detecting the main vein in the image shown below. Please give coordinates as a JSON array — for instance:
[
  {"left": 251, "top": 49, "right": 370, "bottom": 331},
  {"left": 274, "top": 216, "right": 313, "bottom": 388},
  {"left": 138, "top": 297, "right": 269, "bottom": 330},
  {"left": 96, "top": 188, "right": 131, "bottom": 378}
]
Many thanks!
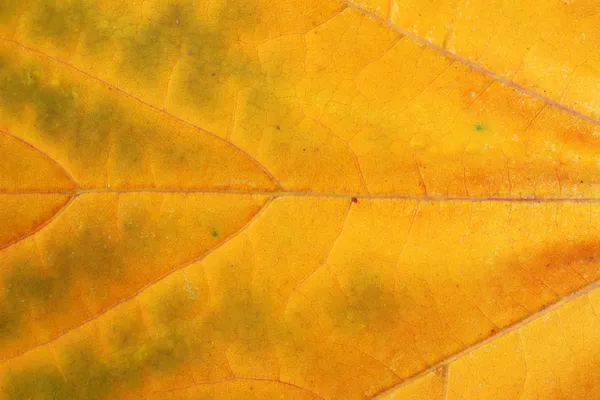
[{"left": 4, "top": 188, "right": 600, "bottom": 203}]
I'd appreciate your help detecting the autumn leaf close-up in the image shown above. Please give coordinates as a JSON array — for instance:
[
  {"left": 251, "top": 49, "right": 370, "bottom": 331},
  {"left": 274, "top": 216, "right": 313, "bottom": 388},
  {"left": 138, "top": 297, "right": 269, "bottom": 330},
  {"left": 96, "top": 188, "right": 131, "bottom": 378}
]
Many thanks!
[{"left": 1, "top": 0, "right": 600, "bottom": 399}]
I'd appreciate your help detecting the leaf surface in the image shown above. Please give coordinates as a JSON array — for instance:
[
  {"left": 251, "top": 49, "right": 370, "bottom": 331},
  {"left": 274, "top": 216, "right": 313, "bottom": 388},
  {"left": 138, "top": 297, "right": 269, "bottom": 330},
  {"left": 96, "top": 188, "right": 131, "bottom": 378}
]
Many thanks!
[{"left": 0, "top": 0, "right": 599, "bottom": 399}]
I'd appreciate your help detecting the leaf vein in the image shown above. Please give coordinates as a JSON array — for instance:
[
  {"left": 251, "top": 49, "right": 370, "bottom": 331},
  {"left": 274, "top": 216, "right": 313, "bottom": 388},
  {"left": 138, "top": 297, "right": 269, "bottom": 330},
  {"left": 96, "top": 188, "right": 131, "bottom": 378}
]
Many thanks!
[
  {"left": 371, "top": 276, "right": 600, "bottom": 398},
  {"left": 0, "top": 37, "right": 282, "bottom": 190},
  {"left": 342, "top": 0, "right": 600, "bottom": 127},
  {"left": 0, "top": 196, "right": 275, "bottom": 366}
]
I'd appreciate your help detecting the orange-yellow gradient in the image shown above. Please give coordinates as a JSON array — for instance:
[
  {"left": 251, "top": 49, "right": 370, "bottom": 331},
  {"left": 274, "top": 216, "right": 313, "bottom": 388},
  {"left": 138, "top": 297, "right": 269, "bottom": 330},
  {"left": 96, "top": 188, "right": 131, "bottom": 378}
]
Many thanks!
[{"left": 0, "top": 0, "right": 599, "bottom": 399}]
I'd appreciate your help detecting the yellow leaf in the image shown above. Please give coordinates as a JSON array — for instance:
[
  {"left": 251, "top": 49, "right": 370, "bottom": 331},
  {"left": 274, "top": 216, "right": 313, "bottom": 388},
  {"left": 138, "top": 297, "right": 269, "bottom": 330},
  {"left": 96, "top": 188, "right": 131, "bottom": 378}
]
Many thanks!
[{"left": 0, "top": 0, "right": 599, "bottom": 399}]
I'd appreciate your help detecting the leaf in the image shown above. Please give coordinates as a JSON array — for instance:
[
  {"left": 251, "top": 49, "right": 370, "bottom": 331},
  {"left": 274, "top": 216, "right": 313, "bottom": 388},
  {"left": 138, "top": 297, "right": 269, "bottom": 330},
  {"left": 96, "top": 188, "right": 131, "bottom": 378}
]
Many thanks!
[
  {"left": 350, "top": 0, "right": 600, "bottom": 122},
  {"left": 0, "top": 0, "right": 599, "bottom": 399},
  {"left": 381, "top": 285, "right": 600, "bottom": 399}
]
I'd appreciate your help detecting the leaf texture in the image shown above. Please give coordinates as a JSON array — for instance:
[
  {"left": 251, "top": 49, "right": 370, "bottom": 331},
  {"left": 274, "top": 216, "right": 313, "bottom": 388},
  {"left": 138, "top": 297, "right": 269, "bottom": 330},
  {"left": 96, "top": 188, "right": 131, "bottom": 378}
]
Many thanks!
[{"left": 0, "top": 0, "right": 599, "bottom": 399}]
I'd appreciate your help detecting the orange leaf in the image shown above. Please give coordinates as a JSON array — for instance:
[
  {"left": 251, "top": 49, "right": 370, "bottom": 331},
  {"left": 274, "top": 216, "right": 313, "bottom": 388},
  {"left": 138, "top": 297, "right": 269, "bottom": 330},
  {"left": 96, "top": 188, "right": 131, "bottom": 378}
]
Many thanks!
[{"left": 1, "top": 0, "right": 600, "bottom": 399}]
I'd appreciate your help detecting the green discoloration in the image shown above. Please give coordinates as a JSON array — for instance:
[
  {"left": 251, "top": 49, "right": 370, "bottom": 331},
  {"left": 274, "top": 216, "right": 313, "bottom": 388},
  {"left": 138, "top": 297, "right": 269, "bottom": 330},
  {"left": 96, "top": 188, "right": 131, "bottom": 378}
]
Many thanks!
[
  {"left": 3, "top": 364, "right": 74, "bottom": 400},
  {"left": 4, "top": 261, "right": 70, "bottom": 302},
  {"left": 23, "top": 0, "right": 262, "bottom": 108},
  {"left": 121, "top": 3, "right": 192, "bottom": 78},
  {"left": 156, "top": 138, "right": 205, "bottom": 169},
  {"left": 71, "top": 102, "right": 117, "bottom": 160},
  {"left": 0, "top": 259, "right": 70, "bottom": 340},
  {"left": 112, "top": 126, "right": 145, "bottom": 169},
  {"left": 80, "top": 11, "right": 128, "bottom": 57},
  {"left": 140, "top": 329, "right": 189, "bottom": 371},
  {"left": 206, "top": 299, "right": 274, "bottom": 348},
  {"left": 34, "top": 84, "right": 80, "bottom": 136},
  {"left": 345, "top": 280, "right": 397, "bottom": 328},
  {"left": 0, "top": 254, "right": 288, "bottom": 398},
  {"left": 183, "top": 31, "right": 256, "bottom": 90},
  {"left": 0, "top": 0, "right": 22, "bottom": 24},
  {"left": 63, "top": 347, "right": 118, "bottom": 399},
  {"left": 0, "top": 325, "right": 194, "bottom": 399},
  {"left": 146, "top": 278, "right": 203, "bottom": 324},
  {"left": 110, "top": 348, "right": 146, "bottom": 389},
  {"left": 30, "top": 0, "right": 129, "bottom": 58},
  {"left": 1, "top": 348, "right": 120, "bottom": 400},
  {"left": 30, "top": 0, "right": 88, "bottom": 44},
  {"left": 0, "top": 226, "right": 124, "bottom": 340},
  {"left": 48, "top": 229, "right": 124, "bottom": 279},
  {"left": 323, "top": 273, "right": 399, "bottom": 332},
  {"left": 0, "top": 0, "right": 270, "bottom": 160},
  {"left": 211, "top": 227, "right": 219, "bottom": 238},
  {"left": 107, "top": 314, "right": 147, "bottom": 351},
  {"left": 150, "top": 293, "right": 191, "bottom": 324},
  {"left": 0, "top": 62, "right": 90, "bottom": 144},
  {"left": 0, "top": 56, "right": 116, "bottom": 168},
  {"left": 0, "top": 306, "right": 23, "bottom": 339},
  {"left": 0, "top": 63, "right": 41, "bottom": 110}
]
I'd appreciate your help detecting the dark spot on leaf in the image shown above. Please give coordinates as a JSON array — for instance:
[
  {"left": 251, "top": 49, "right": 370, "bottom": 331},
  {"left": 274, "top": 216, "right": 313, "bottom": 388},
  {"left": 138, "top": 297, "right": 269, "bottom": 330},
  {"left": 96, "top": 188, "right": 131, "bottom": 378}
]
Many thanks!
[{"left": 474, "top": 123, "right": 485, "bottom": 133}]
